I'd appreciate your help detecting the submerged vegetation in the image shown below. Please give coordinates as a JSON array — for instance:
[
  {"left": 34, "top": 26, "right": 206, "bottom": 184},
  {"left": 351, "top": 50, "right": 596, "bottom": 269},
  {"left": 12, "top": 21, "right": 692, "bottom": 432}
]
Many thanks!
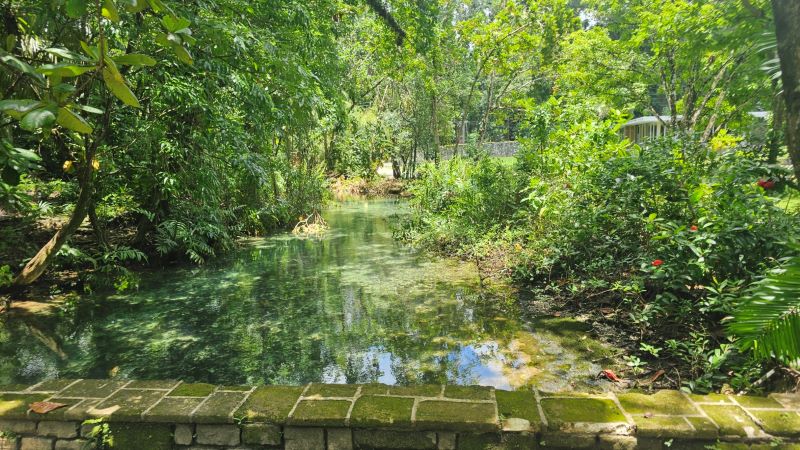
[{"left": 0, "top": 0, "right": 799, "bottom": 394}]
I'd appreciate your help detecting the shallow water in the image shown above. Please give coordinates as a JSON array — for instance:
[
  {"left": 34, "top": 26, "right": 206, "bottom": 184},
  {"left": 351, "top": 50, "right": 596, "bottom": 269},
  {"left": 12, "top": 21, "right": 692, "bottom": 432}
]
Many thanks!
[{"left": 0, "top": 199, "right": 618, "bottom": 391}]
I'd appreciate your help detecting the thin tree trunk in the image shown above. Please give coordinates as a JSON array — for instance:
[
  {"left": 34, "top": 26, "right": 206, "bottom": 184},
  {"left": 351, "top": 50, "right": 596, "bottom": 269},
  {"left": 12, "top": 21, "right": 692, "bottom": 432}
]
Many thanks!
[
  {"left": 772, "top": 0, "right": 800, "bottom": 182},
  {"left": 12, "top": 151, "right": 95, "bottom": 286}
]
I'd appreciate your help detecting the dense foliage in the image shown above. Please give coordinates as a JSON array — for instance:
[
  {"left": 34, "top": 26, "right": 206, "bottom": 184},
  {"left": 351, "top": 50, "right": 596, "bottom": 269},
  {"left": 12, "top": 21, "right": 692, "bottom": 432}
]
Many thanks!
[{"left": 0, "top": 0, "right": 798, "bottom": 392}]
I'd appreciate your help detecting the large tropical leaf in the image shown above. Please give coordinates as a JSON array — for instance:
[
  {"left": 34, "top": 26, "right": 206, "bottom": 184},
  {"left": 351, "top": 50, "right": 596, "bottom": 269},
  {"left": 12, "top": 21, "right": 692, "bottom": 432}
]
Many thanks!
[{"left": 729, "top": 254, "right": 800, "bottom": 361}]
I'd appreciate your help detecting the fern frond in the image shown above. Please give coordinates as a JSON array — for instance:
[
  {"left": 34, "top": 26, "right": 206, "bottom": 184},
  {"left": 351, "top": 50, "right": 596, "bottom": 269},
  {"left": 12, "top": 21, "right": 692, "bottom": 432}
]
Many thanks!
[{"left": 729, "top": 255, "right": 800, "bottom": 360}]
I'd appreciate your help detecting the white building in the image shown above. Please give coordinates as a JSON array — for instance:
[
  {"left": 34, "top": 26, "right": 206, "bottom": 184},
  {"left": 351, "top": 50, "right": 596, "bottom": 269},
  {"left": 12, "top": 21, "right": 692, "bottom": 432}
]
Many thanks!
[{"left": 620, "top": 112, "right": 769, "bottom": 143}]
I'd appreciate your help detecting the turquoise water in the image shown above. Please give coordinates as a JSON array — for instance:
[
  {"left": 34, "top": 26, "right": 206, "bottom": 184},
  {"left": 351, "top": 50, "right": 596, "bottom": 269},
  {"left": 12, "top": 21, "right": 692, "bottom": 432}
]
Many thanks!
[{"left": 0, "top": 199, "right": 618, "bottom": 390}]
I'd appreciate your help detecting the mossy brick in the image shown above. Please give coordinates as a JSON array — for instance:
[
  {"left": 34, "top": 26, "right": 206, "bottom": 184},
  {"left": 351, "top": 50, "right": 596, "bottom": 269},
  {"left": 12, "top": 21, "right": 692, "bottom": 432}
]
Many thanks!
[
  {"left": 218, "top": 385, "right": 251, "bottom": 391},
  {"left": 388, "top": 385, "right": 442, "bottom": 397},
  {"left": 457, "top": 433, "right": 501, "bottom": 450},
  {"left": 37, "top": 421, "right": 79, "bottom": 438},
  {"left": 235, "top": 385, "right": 303, "bottom": 423},
  {"left": 0, "top": 419, "right": 36, "bottom": 433},
  {"left": 617, "top": 390, "right": 697, "bottom": 416},
  {"left": 502, "top": 432, "right": 539, "bottom": 449},
  {"left": 124, "top": 380, "right": 177, "bottom": 390},
  {"left": 359, "top": 384, "right": 390, "bottom": 395},
  {"left": 687, "top": 393, "right": 733, "bottom": 404},
  {"left": 700, "top": 404, "right": 765, "bottom": 437},
  {"left": 770, "top": 393, "right": 800, "bottom": 410},
  {"left": 289, "top": 399, "right": 351, "bottom": 426},
  {"left": 734, "top": 395, "right": 784, "bottom": 409},
  {"left": 352, "top": 430, "right": 436, "bottom": 449},
  {"left": 143, "top": 396, "right": 204, "bottom": 423},
  {"left": 633, "top": 416, "right": 693, "bottom": 438},
  {"left": 538, "top": 432, "right": 597, "bottom": 448},
  {"left": 749, "top": 410, "right": 800, "bottom": 437},
  {"left": 107, "top": 423, "right": 172, "bottom": 450},
  {"left": 303, "top": 383, "right": 358, "bottom": 398},
  {"left": 88, "top": 389, "right": 166, "bottom": 421},
  {"left": 26, "top": 397, "right": 86, "bottom": 421},
  {"left": 350, "top": 395, "right": 414, "bottom": 427},
  {"left": 168, "top": 382, "right": 215, "bottom": 397},
  {"left": 242, "top": 423, "right": 281, "bottom": 445},
  {"left": 444, "top": 385, "right": 493, "bottom": 401},
  {"left": 193, "top": 391, "right": 248, "bottom": 423},
  {"left": 415, "top": 400, "right": 497, "bottom": 432},
  {"left": 496, "top": 390, "right": 539, "bottom": 429},
  {"left": 0, "top": 393, "right": 48, "bottom": 419},
  {"left": 31, "top": 380, "right": 78, "bottom": 393},
  {"left": 685, "top": 416, "right": 719, "bottom": 438},
  {"left": 58, "top": 380, "right": 127, "bottom": 398},
  {"left": 285, "top": 426, "right": 324, "bottom": 450},
  {"left": 0, "top": 384, "right": 30, "bottom": 392},
  {"left": 327, "top": 428, "right": 353, "bottom": 450},
  {"left": 540, "top": 398, "right": 626, "bottom": 428}
]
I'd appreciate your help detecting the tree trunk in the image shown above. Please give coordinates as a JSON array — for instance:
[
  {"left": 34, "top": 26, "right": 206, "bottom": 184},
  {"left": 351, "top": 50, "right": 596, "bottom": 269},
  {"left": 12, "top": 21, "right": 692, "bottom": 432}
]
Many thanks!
[
  {"left": 772, "top": 0, "right": 800, "bottom": 182},
  {"left": 12, "top": 155, "right": 95, "bottom": 286}
]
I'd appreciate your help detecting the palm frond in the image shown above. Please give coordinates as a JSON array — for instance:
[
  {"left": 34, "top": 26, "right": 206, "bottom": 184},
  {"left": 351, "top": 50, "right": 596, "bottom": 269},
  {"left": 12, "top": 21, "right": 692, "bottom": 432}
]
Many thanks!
[{"left": 729, "top": 254, "right": 800, "bottom": 360}]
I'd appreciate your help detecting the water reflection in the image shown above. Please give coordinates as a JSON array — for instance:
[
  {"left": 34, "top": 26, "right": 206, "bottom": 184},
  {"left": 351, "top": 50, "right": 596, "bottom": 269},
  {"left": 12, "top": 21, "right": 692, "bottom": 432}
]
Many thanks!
[{"left": 0, "top": 199, "right": 618, "bottom": 390}]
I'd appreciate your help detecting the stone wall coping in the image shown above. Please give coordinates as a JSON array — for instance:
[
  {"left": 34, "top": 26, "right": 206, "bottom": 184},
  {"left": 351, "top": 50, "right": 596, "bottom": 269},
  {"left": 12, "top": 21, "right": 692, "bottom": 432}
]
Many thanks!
[{"left": 1, "top": 380, "right": 799, "bottom": 443}]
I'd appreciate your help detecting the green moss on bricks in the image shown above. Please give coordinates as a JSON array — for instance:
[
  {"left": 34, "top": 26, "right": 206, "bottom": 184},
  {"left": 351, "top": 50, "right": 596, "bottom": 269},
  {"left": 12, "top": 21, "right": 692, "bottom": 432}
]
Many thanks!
[
  {"left": 125, "top": 380, "right": 176, "bottom": 390},
  {"left": 415, "top": 400, "right": 497, "bottom": 432},
  {"left": 389, "top": 385, "right": 442, "bottom": 397},
  {"left": 633, "top": 416, "right": 692, "bottom": 438},
  {"left": 700, "top": 404, "right": 763, "bottom": 437},
  {"left": 685, "top": 417, "right": 719, "bottom": 438},
  {"left": 90, "top": 389, "right": 166, "bottom": 422},
  {"left": 495, "top": 390, "right": 539, "bottom": 429},
  {"left": 289, "top": 399, "right": 351, "bottom": 426},
  {"left": 688, "top": 393, "right": 733, "bottom": 404},
  {"left": 32, "top": 379, "right": 77, "bottom": 392},
  {"left": 0, "top": 393, "right": 48, "bottom": 419},
  {"left": 350, "top": 395, "right": 414, "bottom": 427},
  {"left": 617, "top": 390, "right": 697, "bottom": 415},
  {"left": 749, "top": 410, "right": 800, "bottom": 437},
  {"left": 734, "top": 395, "right": 784, "bottom": 409},
  {"left": 235, "top": 385, "right": 303, "bottom": 423},
  {"left": 143, "top": 396, "right": 204, "bottom": 422},
  {"left": 193, "top": 391, "right": 248, "bottom": 423},
  {"left": 60, "top": 380, "right": 127, "bottom": 398},
  {"left": 0, "top": 384, "right": 30, "bottom": 392},
  {"left": 458, "top": 433, "right": 501, "bottom": 450},
  {"left": 304, "top": 383, "right": 358, "bottom": 398},
  {"left": 107, "top": 423, "right": 172, "bottom": 450},
  {"left": 218, "top": 385, "right": 251, "bottom": 391},
  {"left": 540, "top": 398, "right": 625, "bottom": 426},
  {"left": 360, "top": 384, "right": 390, "bottom": 395},
  {"left": 444, "top": 385, "right": 493, "bottom": 401},
  {"left": 168, "top": 383, "right": 215, "bottom": 397}
]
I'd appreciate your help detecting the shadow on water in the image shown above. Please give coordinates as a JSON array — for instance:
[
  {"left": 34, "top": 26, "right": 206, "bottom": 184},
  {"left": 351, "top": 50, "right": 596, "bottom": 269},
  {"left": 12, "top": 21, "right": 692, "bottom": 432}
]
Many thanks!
[{"left": 0, "top": 199, "right": 620, "bottom": 391}]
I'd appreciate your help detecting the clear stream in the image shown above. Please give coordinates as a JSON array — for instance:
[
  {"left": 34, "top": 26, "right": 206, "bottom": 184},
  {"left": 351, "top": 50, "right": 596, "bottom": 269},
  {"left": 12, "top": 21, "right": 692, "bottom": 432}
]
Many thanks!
[{"left": 1, "top": 199, "right": 618, "bottom": 391}]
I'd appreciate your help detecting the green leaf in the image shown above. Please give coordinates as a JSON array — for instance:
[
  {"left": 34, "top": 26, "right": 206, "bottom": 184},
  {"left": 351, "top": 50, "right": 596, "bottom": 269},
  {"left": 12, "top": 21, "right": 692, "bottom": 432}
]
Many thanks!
[
  {"left": 80, "top": 41, "right": 99, "bottom": 60},
  {"left": 161, "top": 15, "right": 191, "bottom": 32},
  {"left": 37, "top": 63, "right": 95, "bottom": 78},
  {"left": 171, "top": 44, "right": 193, "bottom": 65},
  {"left": 44, "top": 48, "right": 91, "bottom": 62},
  {"left": 101, "top": 67, "right": 139, "bottom": 107},
  {"left": 123, "top": 0, "right": 150, "bottom": 13},
  {"left": 148, "top": 0, "right": 168, "bottom": 13},
  {"left": 0, "top": 51, "right": 46, "bottom": 84},
  {"left": 113, "top": 53, "right": 156, "bottom": 66},
  {"left": 65, "top": 0, "right": 88, "bottom": 18},
  {"left": 57, "top": 107, "right": 93, "bottom": 134},
  {"left": 102, "top": 0, "right": 120, "bottom": 22},
  {"left": 0, "top": 99, "right": 41, "bottom": 118},
  {"left": 20, "top": 107, "right": 57, "bottom": 131},
  {"left": 77, "top": 104, "right": 104, "bottom": 114}
]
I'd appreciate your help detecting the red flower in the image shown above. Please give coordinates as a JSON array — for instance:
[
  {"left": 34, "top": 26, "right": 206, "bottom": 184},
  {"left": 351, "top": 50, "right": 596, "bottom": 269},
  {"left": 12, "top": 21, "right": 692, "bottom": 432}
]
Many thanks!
[
  {"left": 689, "top": 225, "right": 698, "bottom": 232},
  {"left": 757, "top": 179, "right": 775, "bottom": 190},
  {"left": 652, "top": 259, "right": 664, "bottom": 267}
]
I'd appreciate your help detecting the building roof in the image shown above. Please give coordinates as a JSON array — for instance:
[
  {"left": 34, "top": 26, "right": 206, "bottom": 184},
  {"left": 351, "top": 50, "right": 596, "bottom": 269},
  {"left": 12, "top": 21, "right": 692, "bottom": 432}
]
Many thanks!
[{"left": 622, "top": 111, "right": 770, "bottom": 128}]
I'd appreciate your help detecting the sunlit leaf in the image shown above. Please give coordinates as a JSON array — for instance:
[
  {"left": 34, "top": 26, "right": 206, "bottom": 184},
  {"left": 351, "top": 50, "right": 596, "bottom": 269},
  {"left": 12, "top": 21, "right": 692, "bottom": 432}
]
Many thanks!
[
  {"left": 57, "top": 107, "right": 93, "bottom": 134},
  {"left": 65, "top": 0, "right": 88, "bottom": 18},
  {"left": 101, "top": 67, "right": 140, "bottom": 107},
  {"left": 102, "top": 0, "right": 120, "bottom": 22},
  {"left": 113, "top": 53, "right": 156, "bottom": 66},
  {"left": 20, "top": 107, "right": 57, "bottom": 131}
]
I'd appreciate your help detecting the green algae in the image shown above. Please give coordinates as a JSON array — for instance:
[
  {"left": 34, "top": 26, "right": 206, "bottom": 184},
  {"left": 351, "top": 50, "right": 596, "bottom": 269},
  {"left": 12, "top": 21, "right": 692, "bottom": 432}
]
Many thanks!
[
  {"left": 540, "top": 397, "right": 625, "bottom": 426},
  {"left": 617, "top": 390, "right": 698, "bottom": 415},
  {"left": 415, "top": 400, "right": 497, "bottom": 432},
  {"left": 235, "top": 385, "right": 303, "bottom": 423},
  {"left": 168, "top": 383, "right": 215, "bottom": 397},
  {"left": 495, "top": 390, "right": 539, "bottom": 427},
  {"left": 350, "top": 395, "right": 414, "bottom": 427},
  {"left": 289, "top": 399, "right": 351, "bottom": 426}
]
